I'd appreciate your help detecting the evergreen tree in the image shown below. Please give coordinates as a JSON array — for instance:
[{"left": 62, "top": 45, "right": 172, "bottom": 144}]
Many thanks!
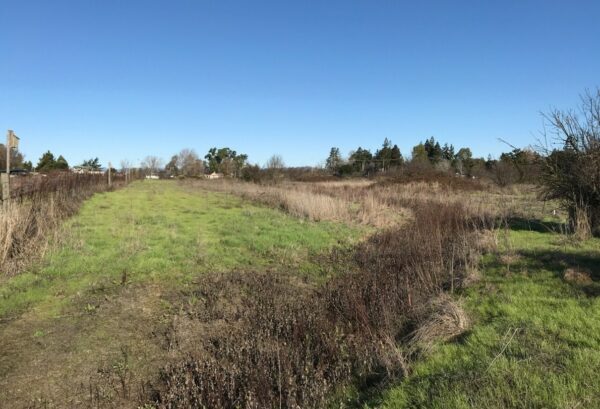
[
  {"left": 375, "top": 138, "right": 394, "bottom": 171},
  {"left": 390, "top": 144, "right": 404, "bottom": 167},
  {"left": 411, "top": 143, "right": 428, "bottom": 162},
  {"left": 55, "top": 155, "right": 69, "bottom": 170},
  {"left": 326, "top": 147, "right": 342, "bottom": 173},
  {"left": 36, "top": 151, "right": 57, "bottom": 172},
  {"left": 349, "top": 147, "right": 372, "bottom": 172}
]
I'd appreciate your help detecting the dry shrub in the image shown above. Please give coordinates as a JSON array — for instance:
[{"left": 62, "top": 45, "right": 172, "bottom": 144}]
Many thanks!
[
  {"left": 407, "top": 294, "right": 470, "bottom": 353},
  {"left": 1, "top": 172, "right": 131, "bottom": 277},
  {"left": 563, "top": 268, "right": 593, "bottom": 285},
  {"left": 144, "top": 201, "right": 481, "bottom": 408}
]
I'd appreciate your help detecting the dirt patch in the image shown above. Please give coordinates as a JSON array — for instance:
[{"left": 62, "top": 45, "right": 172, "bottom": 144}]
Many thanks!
[{"left": 0, "top": 283, "right": 169, "bottom": 408}]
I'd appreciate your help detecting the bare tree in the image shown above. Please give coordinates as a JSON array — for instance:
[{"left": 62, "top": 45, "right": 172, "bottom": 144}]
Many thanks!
[
  {"left": 265, "top": 154, "right": 285, "bottom": 170},
  {"left": 539, "top": 88, "right": 600, "bottom": 238},
  {"left": 120, "top": 159, "right": 132, "bottom": 173},
  {"left": 177, "top": 149, "right": 204, "bottom": 177},
  {"left": 141, "top": 155, "right": 164, "bottom": 176}
]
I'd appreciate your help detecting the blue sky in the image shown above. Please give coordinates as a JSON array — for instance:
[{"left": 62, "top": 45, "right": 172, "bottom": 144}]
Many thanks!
[{"left": 1, "top": 0, "right": 599, "bottom": 168}]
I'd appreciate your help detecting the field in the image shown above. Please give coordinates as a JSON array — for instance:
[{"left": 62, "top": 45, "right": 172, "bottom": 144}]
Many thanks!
[
  {"left": 363, "top": 229, "right": 600, "bottom": 408},
  {"left": 0, "top": 179, "right": 599, "bottom": 408}
]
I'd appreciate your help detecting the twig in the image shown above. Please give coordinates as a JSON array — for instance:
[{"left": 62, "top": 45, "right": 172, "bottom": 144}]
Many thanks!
[{"left": 486, "top": 327, "right": 520, "bottom": 372}]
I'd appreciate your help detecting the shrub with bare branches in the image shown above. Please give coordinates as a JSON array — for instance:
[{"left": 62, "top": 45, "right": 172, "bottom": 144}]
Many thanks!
[{"left": 539, "top": 88, "right": 600, "bottom": 238}]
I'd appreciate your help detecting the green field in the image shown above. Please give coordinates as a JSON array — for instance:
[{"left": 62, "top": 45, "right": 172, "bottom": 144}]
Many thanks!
[{"left": 1, "top": 180, "right": 599, "bottom": 408}]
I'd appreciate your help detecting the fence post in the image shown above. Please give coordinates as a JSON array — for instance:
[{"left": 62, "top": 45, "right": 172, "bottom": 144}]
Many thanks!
[
  {"left": 1, "top": 173, "right": 8, "bottom": 206},
  {"left": 108, "top": 162, "right": 112, "bottom": 187},
  {"left": 2, "top": 130, "right": 12, "bottom": 206}
]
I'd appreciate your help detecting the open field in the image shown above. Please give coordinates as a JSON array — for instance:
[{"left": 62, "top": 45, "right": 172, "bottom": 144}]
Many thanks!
[
  {"left": 0, "top": 179, "right": 598, "bottom": 408},
  {"left": 0, "top": 181, "right": 362, "bottom": 407}
]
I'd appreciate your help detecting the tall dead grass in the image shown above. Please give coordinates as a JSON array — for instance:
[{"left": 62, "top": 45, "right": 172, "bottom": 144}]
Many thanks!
[{"left": 187, "top": 177, "right": 528, "bottom": 229}]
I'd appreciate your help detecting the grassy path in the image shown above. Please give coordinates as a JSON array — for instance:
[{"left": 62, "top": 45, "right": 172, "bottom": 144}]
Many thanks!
[
  {"left": 366, "top": 229, "right": 600, "bottom": 409},
  {"left": 0, "top": 181, "right": 361, "bottom": 407}
]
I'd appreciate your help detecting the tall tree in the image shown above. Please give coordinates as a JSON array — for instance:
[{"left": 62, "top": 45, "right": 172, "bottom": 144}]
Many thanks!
[
  {"left": 390, "top": 144, "right": 404, "bottom": 167},
  {"left": 0, "top": 145, "right": 25, "bottom": 170},
  {"left": 55, "top": 155, "right": 69, "bottom": 170},
  {"left": 36, "top": 151, "right": 57, "bottom": 172},
  {"left": 141, "top": 156, "right": 163, "bottom": 175},
  {"left": 326, "top": 147, "right": 342, "bottom": 173},
  {"left": 178, "top": 149, "right": 204, "bottom": 177},
  {"left": 165, "top": 155, "right": 179, "bottom": 176},
  {"left": 80, "top": 158, "right": 102, "bottom": 170},
  {"left": 205, "top": 147, "right": 247, "bottom": 176},
  {"left": 349, "top": 147, "right": 373, "bottom": 172},
  {"left": 411, "top": 143, "right": 428, "bottom": 162},
  {"left": 375, "top": 138, "right": 394, "bottom": 171}
]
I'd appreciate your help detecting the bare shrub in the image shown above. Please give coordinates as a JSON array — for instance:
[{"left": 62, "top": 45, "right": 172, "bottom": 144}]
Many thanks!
[
  {"left": 539, "top": 88, "right": 600, "bottom": 237},
  {"left": 563, "top": 268, "right": 593, "bottom": 285}
]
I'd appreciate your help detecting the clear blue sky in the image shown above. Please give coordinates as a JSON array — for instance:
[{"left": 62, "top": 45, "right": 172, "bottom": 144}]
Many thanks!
[{"left": 2, "top": 0, "right": 599, "bottom": 168}]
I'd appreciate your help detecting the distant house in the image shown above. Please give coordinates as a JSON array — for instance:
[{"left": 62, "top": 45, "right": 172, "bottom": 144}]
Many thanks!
[
  {"left": 145, "top": 174, "right": 159, "bottom": 180},
  {"left": 72, "top": 166, "right": 104, "bottom": 175},
  {"left": 206, "top": 172, "right": 223, "bottom": 179}
]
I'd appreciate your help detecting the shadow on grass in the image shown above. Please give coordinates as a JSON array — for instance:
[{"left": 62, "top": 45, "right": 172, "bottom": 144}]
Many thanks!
[
  {"left": 506, "top": 217, "right": 566, "bottom": 234},
  {"left": 516, "top": 249, "right": 600, "bottom": 296}
]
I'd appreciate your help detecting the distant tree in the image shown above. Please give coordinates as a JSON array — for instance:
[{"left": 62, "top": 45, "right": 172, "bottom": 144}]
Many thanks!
[
  {"left": 177, "top": 149, "right": 204, "bottom": 177},
  {"left": 0, "top": 145, "right": 25, "bottom": 170},
  {"left": 374, "top": 138, "right": 394, "bottom": 171},
  {"left": 411, "top": 143, "right": 428, "bottom": 162},
  {"left": 441, "top": 143, "right": 455, "bottom": 161},
  {"left": 265, "top": 154, "right": 285, "bottom": 170},
  {"left": 165, "top": 155, "right": 179, "bottom": 176},
  {"left": 205, "top": 147, "right": 247, "bottom": 177},
  {"left": 80, "top": 157, "right": 102, "bottom": 170},
  {"left": 325, "top": 147, "right": 342, "bottom": 173},
  {"left": 141, "top": 156, "right": 163, "bottom": 175},
  {"left": 22, "top": 161, "right": 33, "bottom": 171},
  {"left": 36, "top": 151, "right": 57, "bottom": 172},
  {"left": 120, "top": 159, "right": 132, "bottom": 173},
  {"left": 424, "top": 137, "right": 443, "bottom": 163},
  {"left": 455, "top": 147, "right": 473, "bottom": 175},
  {"left": 349, "top": 147, "right": 373, "bottom": 173},
  {"left": 55, "top": 155, "right": 69, "bottom": 170},
  {"left": 390, "top": 144, "right": 404, "bottom": 167},
  {"left": 241, "top": 164, "right": 262, "bottom": 182}
]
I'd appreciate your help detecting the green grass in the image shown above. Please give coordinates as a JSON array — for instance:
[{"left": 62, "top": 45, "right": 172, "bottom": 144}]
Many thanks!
[
  {"left": 0, "top": 180, "right": 361, "bottom": 319},
  {"left": 364, "top": 228, "right": 600, "bottom": 409}
]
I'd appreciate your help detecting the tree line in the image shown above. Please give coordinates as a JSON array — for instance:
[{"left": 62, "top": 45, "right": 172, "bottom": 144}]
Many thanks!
[{"left": 324, "top": 136, "right": 541, "bottom": 185}]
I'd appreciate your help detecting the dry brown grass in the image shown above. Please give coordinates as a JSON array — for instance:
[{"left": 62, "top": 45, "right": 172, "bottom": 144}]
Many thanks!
[
  {"left": 187, "top": 178, "right": 542, "bottom": 231},
  {"left": 408, "top": 294, "right": 470, "bottom": 353}
]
